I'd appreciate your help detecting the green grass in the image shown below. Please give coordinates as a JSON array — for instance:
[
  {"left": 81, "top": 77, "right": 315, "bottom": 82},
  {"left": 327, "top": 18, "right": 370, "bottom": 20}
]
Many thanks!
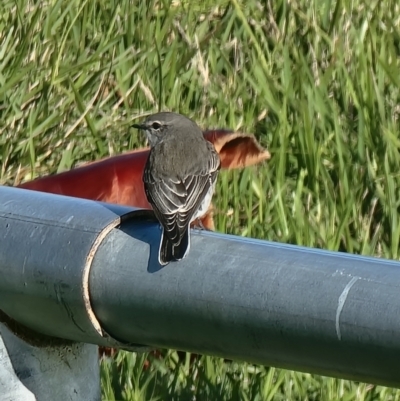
[
  {"left": 100, "top": 350, "right": 400, "bottom": 401},
  {"left": 1, "top": 0, "right": 400, "bottom": 399}
]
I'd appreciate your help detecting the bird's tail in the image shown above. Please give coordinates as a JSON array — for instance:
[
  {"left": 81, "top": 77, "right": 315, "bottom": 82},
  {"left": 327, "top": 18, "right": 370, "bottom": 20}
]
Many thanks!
[{"left": 159, "top": 229, "right": 190, "bottom": 265}]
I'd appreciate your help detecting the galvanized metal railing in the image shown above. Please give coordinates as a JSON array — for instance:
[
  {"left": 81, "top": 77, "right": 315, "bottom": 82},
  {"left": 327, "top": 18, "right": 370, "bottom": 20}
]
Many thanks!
[{"left": 1, "top": 186, "right": 400, "bottom": 400}]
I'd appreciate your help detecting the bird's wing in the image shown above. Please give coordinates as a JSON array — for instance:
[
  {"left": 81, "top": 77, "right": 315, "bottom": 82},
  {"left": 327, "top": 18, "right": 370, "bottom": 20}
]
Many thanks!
[{"left": 143, "top": 147, "right": 220, "bottom": 244}]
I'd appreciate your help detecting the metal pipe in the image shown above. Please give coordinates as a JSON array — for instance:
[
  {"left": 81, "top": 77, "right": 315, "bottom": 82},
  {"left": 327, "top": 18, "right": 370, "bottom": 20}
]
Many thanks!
[
  {"left": 90, "top": 222, "right": 400, "bottom": 388},
  {"left": 0, "top": 186, "right": 150, "bottom": 351},
  {"left": 1, "top": 186, "right": 400, "bottom": 388},
  {"left": 0, "top": 186, "right": 148, "bottom": 400}
]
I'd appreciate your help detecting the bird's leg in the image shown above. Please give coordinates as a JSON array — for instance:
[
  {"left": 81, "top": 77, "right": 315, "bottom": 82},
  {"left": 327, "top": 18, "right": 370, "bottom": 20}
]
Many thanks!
[{"left": 191, "top": 218, "right": 209, "bottom": 231}]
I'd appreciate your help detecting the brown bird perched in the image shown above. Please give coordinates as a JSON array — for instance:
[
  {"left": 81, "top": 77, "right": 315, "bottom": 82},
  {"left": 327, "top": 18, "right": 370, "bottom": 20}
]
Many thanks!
[{"left": 132, "top": 112, "right": 221, "bottom": 265}]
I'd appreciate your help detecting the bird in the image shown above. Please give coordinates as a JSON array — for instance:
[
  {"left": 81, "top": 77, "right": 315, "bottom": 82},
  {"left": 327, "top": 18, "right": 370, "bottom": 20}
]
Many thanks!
[{"left": 132, "top": 112, "right": 220, "bottom": 265}]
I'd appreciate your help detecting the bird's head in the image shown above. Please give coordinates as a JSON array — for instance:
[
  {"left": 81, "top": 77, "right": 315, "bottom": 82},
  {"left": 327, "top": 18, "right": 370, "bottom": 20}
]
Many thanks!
[{"left": 131, "top": 112, "right": 199, "bottom": 147}]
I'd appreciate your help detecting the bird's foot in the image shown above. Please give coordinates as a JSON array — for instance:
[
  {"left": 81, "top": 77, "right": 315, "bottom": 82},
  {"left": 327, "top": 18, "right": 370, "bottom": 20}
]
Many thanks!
[{"left": 192, "top": 219, "right": 210, "bottom": 231}]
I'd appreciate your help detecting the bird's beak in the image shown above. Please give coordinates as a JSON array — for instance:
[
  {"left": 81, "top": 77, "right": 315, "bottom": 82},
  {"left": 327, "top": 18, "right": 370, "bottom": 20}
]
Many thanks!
[{"left": 131, "top": 123, "right": 146, "bottom": 130}]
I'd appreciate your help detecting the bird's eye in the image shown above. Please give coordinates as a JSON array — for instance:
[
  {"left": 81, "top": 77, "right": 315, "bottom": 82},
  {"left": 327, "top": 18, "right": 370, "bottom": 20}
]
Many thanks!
[{"left": 151, "top": 122, "right": 161, "bottom": 130}]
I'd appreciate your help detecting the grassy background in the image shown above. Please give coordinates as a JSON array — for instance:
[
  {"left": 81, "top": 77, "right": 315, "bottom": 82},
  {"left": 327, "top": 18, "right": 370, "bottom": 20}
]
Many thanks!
[{"left": 1, "top": 0, "right": 400, "bottom": 399}]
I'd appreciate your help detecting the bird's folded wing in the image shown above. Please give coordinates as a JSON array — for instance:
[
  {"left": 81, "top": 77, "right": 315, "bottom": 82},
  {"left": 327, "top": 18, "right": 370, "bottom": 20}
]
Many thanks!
[
  {"left": 144, "top": 150, "right": 220, "bottom": 243},
  {"left": 144, "top": 175, "right": 208, "bottom": 243}
]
